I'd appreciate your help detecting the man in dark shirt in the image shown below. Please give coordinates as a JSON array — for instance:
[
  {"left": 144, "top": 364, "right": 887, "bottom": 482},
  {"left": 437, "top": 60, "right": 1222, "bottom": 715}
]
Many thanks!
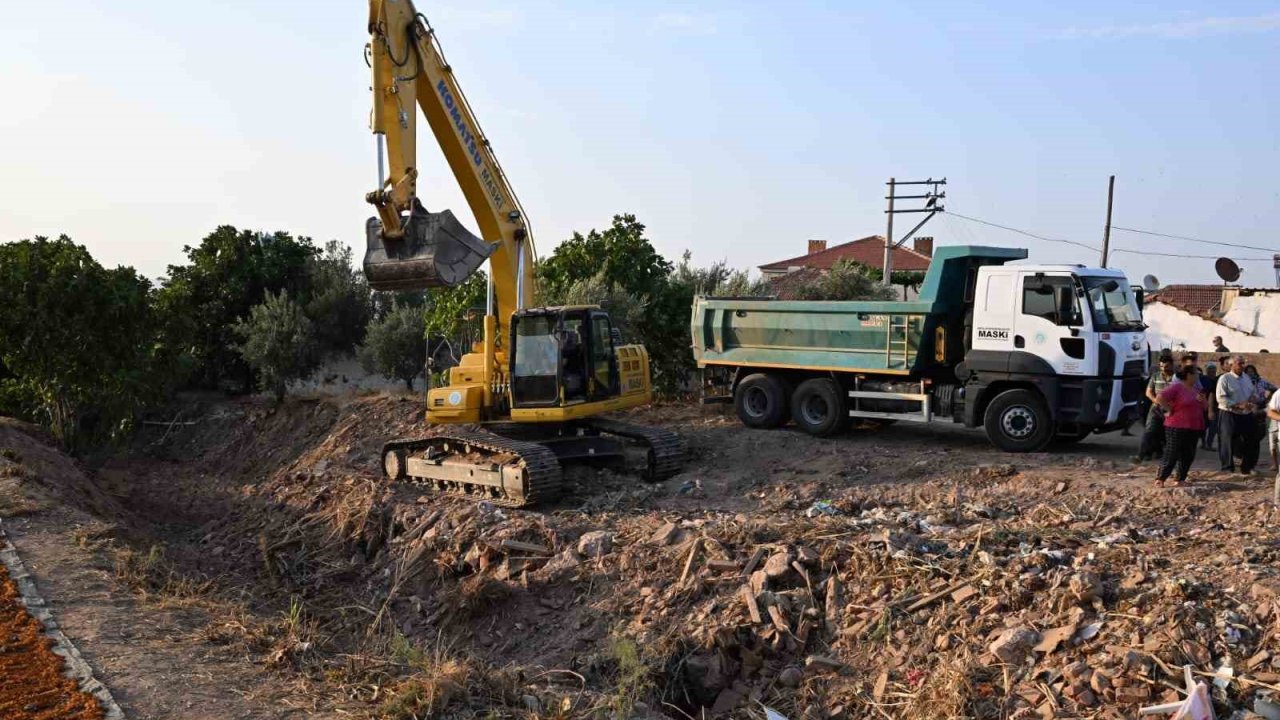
[
  {"left": 1213, "top": 336, "right": 1230, "bottom": 353},
  {"left": 1200, "top": 362, "right": 1220, "bottom": 449}
]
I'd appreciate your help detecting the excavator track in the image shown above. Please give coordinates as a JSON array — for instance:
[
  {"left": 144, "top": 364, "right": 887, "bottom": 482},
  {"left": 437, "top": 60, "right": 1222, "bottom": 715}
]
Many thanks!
[
  {"left": 380, "top": 430, "right": 562, "bottom": 508},
  {"left": 579, "top": 418, "right": 686, "bottom": 482}
]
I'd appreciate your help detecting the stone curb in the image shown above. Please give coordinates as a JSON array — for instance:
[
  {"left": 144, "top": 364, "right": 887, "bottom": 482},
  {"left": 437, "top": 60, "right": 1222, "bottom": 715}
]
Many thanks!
[{"left": 0, "top": 518, "right": 126, "bottom": 720}]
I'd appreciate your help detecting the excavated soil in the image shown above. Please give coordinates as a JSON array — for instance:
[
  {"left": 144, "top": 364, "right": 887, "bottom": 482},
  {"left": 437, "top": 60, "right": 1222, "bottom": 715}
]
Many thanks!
[
  {"left": 7, "top": 395, "right": 1280, "bottom": 718},
  {"left": 0, "top": 562, "right": 103, "bottom": 720}
]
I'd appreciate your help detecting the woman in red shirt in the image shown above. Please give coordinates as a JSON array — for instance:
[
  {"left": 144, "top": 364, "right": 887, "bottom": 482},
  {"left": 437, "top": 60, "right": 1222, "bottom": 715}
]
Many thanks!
[{"left": 1156, "top": 366, "right": 1209, "bottom": 487}]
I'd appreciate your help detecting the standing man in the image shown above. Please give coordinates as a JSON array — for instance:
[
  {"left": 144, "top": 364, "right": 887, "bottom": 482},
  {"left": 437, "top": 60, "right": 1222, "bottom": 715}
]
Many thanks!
[
  {"left": 1137, "top": 353, "right": 1176, "bottom": 463},
  {"left": 1217, "top": 355, "right": 1258, "bottom": 474},
  {"left": 1268, "top": 388, "right": 1280, "bottom": 504},
  {"left": 1213, "top": 336, "right": 1230, "bottom": 353},
  {"left": 1200, "top": 362, "right": 1219, "bottom": 449}
]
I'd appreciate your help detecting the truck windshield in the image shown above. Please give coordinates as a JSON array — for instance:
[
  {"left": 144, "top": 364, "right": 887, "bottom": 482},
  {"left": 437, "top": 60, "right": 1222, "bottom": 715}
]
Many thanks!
[{"left": 1083, "top": 277, "right": 1143, "bottom": 331}]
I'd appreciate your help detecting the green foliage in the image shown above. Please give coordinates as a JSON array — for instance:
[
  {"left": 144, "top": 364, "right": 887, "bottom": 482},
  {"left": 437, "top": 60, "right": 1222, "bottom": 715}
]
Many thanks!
[
  {"left": 537, "top": 216, "right": 771, "bottom": 395},
  {"left": 232, "top": 291, "right": 321, "bottom": 401},
  {"left": 156, "top": 226, "right": 320, "bottom": 391},
  {"left": 536, "top": 214, "right": 672, "bottom": 301},
  {"left": 790, "top": 259, "right": 897, "bottom": 301},
  {"left": 358, "top": 303, "right": 426, "bottom": 391},
  {"left": 423, "top": 271, "right": 488, "bottom": 355},
  {"left": 0, "top": 236, "right": 158, "bottom": 449},
  {"left": 305, "top": 240, "right": 372, "bottom": 355}
]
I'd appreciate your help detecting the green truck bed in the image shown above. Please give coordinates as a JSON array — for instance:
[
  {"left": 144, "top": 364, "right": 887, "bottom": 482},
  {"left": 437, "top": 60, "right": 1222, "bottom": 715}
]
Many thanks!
[{"left": 690, "top": 246, "right": 1027, "bottom": 375}]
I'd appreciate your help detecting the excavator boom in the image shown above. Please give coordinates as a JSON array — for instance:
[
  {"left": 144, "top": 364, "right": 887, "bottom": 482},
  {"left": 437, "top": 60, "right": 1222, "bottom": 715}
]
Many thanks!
[{"left": 364, "top": 0, "right": 534, "bottom": 320}]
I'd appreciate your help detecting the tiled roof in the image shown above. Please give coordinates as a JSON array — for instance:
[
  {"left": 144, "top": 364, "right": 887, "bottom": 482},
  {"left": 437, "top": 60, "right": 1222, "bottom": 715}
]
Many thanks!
[
  {"left": 759, "top": 236, "right": 931, "bottom": 273},
  {"left": 1147, "top": 285, "right": 1224, "bottom": 317}
]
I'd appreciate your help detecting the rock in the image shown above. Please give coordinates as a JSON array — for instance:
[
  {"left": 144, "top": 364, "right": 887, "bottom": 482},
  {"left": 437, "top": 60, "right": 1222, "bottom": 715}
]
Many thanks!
[
  {"left": 539, "top": 549, "right": 582, "bottom": 577},
  {"left": 1063, "top": 661, "right": 1092, "bottom": 682},
  {"left": 796, "top": 546, "right": 820, "bottom": 565},
  {"left": 651, "top": 522, "right": 680, "bottom": 545},
  {"left": 778, "top": 666, "right": 803, "bottom": 688},
  {"left": 577, "top": 531, "right": 614, "bottom": 558},
  {"left": 805, "top": 655, "right": 846, "bottom": 672},
  {"left": 1069, "top": 571, "right": 1102, "bottom": 602},
  {"left": 710, "top": 687, "right": 744, "bottom": 714},
  {"left": 989, "top": 627, "right": 1041, "bottom": 664},
  {"left": 763, "top": 551, "right": 793, "bottom": 579}
]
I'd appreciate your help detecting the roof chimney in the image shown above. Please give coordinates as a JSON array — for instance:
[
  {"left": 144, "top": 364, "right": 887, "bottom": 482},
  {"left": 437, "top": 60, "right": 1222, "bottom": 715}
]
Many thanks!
[
  {"left": 807, "top": 240, "right": 827, "bottom": 255},
  {"left": 913, "top": 236, "right": 934, "bottom": 258}
]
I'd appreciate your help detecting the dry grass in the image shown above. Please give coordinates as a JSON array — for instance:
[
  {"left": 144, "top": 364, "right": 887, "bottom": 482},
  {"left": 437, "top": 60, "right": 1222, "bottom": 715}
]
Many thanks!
[{"left": 112, "top": 543, "right": 212, "bottom": 602}]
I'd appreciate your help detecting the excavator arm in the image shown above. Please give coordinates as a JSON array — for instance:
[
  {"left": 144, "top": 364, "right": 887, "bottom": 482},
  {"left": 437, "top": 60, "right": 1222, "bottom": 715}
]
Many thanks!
[{"left": 364, "top": 0, "right": 535, "bottom": 325}]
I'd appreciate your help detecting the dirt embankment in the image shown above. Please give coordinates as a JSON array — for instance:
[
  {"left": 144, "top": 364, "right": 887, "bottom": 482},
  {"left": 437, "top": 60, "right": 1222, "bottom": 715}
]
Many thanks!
[{"left": 7, "top": 395, "right": 1280, "bottom": 718}]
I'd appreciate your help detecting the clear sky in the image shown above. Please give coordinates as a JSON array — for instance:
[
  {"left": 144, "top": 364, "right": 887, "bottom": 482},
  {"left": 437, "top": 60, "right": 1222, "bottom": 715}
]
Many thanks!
[{"left": 2, "top": 1, "right": 1278, "bottom": 287}]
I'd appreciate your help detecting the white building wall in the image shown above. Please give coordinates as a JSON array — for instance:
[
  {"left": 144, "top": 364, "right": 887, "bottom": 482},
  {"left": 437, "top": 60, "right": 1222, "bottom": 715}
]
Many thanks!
[{"left": 1143, "top": 302, "right": 1272, "bottom": 353}]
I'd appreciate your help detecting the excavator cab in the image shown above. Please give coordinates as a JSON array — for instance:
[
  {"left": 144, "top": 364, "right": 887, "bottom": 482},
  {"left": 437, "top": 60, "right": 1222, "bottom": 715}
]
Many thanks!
[
  {"left": 363, "top": 199, "right": 495, "bottom": 291},
  {"left": 510, "top": 307, "right": 620, "bottom": 408}
]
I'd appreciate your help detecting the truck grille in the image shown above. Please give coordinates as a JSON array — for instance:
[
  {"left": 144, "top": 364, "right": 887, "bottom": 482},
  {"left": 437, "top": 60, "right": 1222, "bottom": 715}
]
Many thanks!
[{"left": 1123, "top": 359, "right": 1145, "bottom": 377}]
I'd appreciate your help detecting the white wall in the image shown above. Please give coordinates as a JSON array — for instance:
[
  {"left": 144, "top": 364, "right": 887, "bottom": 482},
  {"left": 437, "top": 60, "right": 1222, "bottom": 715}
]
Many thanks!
[
  {"left": 288, "top": 356, "right": 423, "bottom": 396},
  {"left": 1144, "top": 302, "right": 1271, "bottom": 353}
]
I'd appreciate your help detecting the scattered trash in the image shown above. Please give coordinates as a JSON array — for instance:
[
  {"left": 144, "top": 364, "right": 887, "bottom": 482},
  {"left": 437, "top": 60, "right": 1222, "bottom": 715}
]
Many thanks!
[{"left": 805, "top": 500, "right": 839, "bottom": 517}]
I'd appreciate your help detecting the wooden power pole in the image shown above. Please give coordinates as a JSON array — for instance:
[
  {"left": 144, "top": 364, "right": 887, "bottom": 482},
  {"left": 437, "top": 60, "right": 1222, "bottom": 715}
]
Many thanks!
[{"left": 1101, "top": 175, "right": 1115, "bottom": 268}]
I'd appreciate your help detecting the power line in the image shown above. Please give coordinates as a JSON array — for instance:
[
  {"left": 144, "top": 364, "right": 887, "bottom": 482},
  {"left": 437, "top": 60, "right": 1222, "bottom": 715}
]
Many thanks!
[
  {"left": 946, "top": 211, "right": 1101, "bottom": 253},
  {"left": 1110, "top": 248, "right": 1273, "bottom": 261},
  {"left": 1112, "top": 226, "right": 1280, "bottom": 254},
  {"left": 949, "top": 210, "right": 1272, "bottom": 262}
]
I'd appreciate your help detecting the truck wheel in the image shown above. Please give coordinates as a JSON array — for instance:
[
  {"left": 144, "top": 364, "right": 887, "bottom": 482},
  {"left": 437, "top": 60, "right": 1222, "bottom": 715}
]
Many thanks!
[
  {"left": 983, "top": 389, "right": 1053, "bottom": 453},
  {"left": 791, "top": 378, "right": 847, "bottom": 437},
  {"left": 734, "top": 373, "right": 790, "bottom": 429}
]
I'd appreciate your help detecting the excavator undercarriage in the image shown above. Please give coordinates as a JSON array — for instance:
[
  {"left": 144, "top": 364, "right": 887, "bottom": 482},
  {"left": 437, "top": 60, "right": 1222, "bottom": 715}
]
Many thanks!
[{"left": 381, "top": 418, "right": 685, "bottom": 507}]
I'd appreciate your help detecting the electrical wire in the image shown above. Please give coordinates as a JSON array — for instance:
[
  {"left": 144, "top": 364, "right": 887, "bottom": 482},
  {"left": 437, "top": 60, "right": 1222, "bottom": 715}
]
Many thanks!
[
  {"left": 949, "top": 211, "right": 1273, "bottom": 262},
  {"left": 945, "top": 211, "right": 1101, "bottom": 253},
  {"left": 1112, "top": 226, "right": 1279, "bottom": 254},
  {"left": 1111, "top": 248, "right": 1273, "bottom": 261}
]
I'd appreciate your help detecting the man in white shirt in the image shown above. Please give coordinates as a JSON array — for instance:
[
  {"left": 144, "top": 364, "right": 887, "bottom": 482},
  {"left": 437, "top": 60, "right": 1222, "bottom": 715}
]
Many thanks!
[
  {"left": 1269, "top": 389, "right": 1280, "bottom": 504},
  {"left": 1217, "top": 355, "right": 1258, "bottom": 474}
]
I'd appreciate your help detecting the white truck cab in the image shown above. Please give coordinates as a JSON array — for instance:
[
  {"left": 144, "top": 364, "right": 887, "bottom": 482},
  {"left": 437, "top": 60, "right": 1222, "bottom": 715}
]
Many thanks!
[{"left": 963, "top": 264, "right": 1148, "bottom": 449}]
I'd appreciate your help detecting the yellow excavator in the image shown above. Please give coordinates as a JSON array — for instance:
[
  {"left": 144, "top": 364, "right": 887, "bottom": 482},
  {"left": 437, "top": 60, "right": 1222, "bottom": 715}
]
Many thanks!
[{"left": 362, "top": 0, "right": 683, "bottom": 506}]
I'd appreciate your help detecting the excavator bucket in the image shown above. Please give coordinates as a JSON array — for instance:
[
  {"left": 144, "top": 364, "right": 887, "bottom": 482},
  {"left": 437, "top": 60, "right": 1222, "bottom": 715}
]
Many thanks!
[{"left": 363, "top": 203, "right": 495, "bottom": 291}]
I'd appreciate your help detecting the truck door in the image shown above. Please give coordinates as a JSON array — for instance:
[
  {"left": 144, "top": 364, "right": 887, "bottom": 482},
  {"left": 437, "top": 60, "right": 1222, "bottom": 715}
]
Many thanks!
[
  {"left": 970, "top": 270, "right": 1017, "bottom": 359},
  {"left": 1015, "top": 273, "right": 1092, "bottom": 376}
]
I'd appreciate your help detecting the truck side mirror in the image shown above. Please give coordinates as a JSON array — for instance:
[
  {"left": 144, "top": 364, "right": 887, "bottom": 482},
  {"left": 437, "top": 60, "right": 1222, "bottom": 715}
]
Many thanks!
[{"left": 1135, "top": 288, "right": 1145, "bottom": 311}]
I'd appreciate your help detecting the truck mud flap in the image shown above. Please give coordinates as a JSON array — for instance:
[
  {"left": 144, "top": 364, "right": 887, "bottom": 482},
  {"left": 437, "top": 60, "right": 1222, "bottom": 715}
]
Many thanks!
[{"left": 364, "top": 204, "right": 495, "bottom": 291}]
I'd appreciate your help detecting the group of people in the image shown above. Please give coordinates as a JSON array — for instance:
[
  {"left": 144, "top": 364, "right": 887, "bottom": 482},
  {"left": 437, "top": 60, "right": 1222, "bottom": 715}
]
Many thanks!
[{"left": 1134, "top": 342, "right": 1280, "bottom": 490}]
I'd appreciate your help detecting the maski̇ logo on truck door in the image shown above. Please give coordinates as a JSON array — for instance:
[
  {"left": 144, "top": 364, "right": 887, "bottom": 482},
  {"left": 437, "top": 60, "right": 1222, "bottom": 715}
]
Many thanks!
[{"left": 977, "top": 327, "right": 1010, "bottom": 340}]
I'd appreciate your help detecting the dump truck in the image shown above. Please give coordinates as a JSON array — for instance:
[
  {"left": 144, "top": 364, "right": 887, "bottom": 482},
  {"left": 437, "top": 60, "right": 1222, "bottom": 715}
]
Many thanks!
[{"left": 692, "top": 246, "right": 1148, "bottom": 452}]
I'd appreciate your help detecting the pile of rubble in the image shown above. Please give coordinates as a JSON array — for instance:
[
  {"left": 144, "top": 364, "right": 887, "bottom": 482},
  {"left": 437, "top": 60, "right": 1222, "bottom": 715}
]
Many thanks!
[{"left": 320, "top": 461, "right": 1280, "bottom": 719}]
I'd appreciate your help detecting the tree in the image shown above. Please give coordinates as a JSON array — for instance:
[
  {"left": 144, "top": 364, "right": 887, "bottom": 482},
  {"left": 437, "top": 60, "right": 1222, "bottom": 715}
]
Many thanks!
[
  {"left": 423, "top": 271, "right": 488, "bottom": 365},
  {"left": 358, "top": 303, "right": 427, "bottom": 391},
  {"left": 305, "top": 240, "right": 372, "bottom": 356},
  {"left": 536, "top": 214, "right": 672, "bottom": 301},
  {"left": 790, "top": 260, "right": 896, "bottom": 301},
  {"left": 0, "top": 236, "right": 157, "bottom": 449},
  {"left": 232, "top": 291, "right": 321, "bottom": 401},
  {"left": 156, "top": 226, "right": 319, "bottom": 391}
]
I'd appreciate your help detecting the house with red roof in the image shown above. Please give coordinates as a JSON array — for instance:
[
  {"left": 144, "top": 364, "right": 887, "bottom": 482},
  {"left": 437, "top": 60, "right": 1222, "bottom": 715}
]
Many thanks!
[
  {"left": 758, "top": 236, "right": 935, "bottom": 299},
  {"left": 1144, "top": 284, "right": 1280, "bottom": 353}
]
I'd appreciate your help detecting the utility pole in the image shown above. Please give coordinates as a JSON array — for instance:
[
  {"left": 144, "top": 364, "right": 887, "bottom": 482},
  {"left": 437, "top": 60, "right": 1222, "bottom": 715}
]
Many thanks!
[
  {"left": 1100, "top": 175, "right": 1115, "bottom": 268},
  {"left": 883, "top": 177, "right": 946, "bottom": 286}
]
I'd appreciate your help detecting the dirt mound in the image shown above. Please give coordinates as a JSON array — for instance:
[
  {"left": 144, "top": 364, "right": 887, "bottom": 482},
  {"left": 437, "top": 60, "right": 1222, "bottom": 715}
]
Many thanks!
[
  {"left": 0, "top": 419, "right": 132, "bottom": 527},
  {"left": 76, "top": 395, "right": 1280, "bottom": 718}
]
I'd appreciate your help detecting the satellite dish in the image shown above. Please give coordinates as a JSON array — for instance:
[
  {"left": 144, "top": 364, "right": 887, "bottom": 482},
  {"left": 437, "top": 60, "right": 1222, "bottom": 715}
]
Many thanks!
[
  {"left": 1215, "top": 257, "right": 1241, "bottom": 283},
  {"left": 1142, "top": 274, "right": 1160, "bottom": 292}
]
